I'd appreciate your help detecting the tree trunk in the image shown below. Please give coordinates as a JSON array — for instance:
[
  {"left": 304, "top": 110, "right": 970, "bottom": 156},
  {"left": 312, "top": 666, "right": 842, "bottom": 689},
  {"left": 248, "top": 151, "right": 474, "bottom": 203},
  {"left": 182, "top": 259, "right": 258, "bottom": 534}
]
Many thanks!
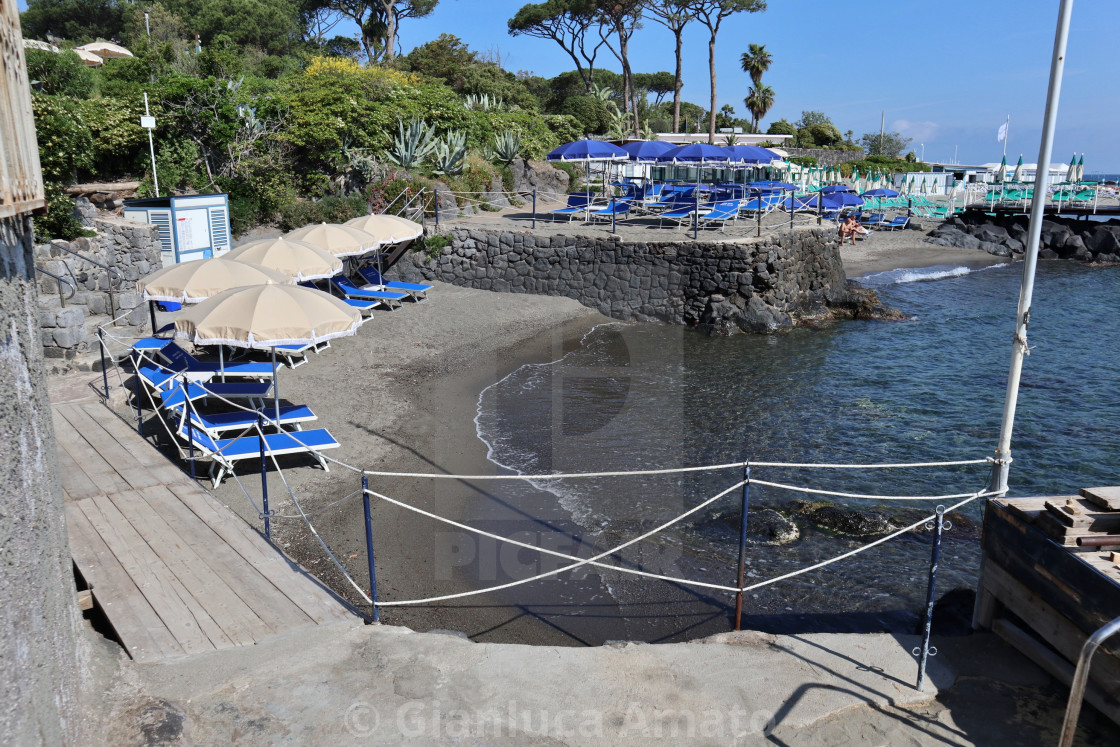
[
  {"left": 707, "top": 34, "right": 717, "bottom": 144},
  {"left": 672, "top": 30, "right": 684, "bottom": 133},
  {"left": 619, "top": 33, "right": 637, "bottom": 138},
  {"left": 383, "top": 4, "right": 397, "bottom": 60}
]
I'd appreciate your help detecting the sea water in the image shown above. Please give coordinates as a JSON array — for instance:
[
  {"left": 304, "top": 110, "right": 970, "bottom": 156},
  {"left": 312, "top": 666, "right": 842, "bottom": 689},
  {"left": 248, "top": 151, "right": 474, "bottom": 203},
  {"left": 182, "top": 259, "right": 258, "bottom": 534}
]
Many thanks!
[{"left": 474, "top": 261, "right": 1120, "bottom": 638}]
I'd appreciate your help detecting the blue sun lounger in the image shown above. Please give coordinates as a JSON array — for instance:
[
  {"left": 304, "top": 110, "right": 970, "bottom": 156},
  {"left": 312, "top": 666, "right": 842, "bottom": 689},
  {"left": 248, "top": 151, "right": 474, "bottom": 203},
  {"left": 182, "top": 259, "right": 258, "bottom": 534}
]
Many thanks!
[
  {"left": 589, "top": 199, "right": 632, "bottom": 222},
  {"left": 356, "top": 266, "right": 431, "bottom": 301},
  {"left": 343, "top": 297, "right": 379, "bottom": 323},
  {"left": 696, "top": 200, "right": 740, "bottom": 231},
  {"left": 329, "top": 275, "right": 406, "bottom": 311},
  {"left": 882, "top": 215, "right": 910, "bottom": 231},
  {"left": 176, "top": 420, "right": 340, "bottom": 487},
  {"left": 156, "top": 341, "right": 276, "bottom": 380},
  {"left": 551, "top": 192, "right": 595, "bottom": 222},
  {"left": 139, "top": 367, "right": 272, "bottom": 409},
  {"left": 173, "top": 402, "right": 319, "bottom": 436}
]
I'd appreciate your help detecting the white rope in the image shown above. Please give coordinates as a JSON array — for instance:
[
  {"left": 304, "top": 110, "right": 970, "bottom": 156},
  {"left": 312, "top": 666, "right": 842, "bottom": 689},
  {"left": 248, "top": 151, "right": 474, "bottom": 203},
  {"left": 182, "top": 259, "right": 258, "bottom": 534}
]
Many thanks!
[
  {"left": 365, "top": 487, "right": 741, "bottom": 594},
  {"left": 360, "top": 458, "right": 988, "bottom": 481},
  {"left": 259, "top": 422, "right": 373, "bottom": 605},
  {"left": 748, "top": 478, "right": 985, "bottom": 502},
  {"left": 374, "top": 478, "right": 747, "bottom": 606}
]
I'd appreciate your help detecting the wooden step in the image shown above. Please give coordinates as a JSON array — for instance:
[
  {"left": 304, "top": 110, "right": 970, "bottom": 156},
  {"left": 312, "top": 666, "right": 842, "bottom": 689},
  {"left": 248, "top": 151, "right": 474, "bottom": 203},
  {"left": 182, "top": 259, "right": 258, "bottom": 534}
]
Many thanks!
[{"left": 1082, "top": 486, "right": 1120, "bottom": 511}]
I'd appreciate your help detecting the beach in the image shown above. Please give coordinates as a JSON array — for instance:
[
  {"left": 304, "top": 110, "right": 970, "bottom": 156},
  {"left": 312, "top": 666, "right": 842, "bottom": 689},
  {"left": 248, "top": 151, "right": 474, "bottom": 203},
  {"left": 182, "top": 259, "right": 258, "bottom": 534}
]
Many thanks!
[{"left": 208, "top": 223, "right": 1008, "bottom": 646}]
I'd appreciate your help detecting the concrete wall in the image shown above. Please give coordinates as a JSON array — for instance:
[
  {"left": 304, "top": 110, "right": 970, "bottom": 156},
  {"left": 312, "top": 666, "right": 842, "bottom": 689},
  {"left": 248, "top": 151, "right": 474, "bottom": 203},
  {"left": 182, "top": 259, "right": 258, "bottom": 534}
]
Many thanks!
[
  {"left": 397, "top": 226, "right": 851, "bottom": 334},
  {"left": 0, "top": 215, "right": 82, "bottom": 744}
]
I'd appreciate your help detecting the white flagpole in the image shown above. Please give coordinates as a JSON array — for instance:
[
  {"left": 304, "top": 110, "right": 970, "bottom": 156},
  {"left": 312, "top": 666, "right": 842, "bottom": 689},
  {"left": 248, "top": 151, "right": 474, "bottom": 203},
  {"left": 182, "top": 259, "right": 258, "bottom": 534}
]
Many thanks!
[{"left": 990, "top": 0, "right": 1075, "bottom": 496}]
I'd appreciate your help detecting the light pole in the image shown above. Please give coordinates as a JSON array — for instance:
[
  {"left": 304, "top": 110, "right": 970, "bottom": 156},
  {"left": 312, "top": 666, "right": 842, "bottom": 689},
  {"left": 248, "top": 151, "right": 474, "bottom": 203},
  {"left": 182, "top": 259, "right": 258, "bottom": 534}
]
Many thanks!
[{"left": 920, "top": 143, "right": 925, "bottom": 162}]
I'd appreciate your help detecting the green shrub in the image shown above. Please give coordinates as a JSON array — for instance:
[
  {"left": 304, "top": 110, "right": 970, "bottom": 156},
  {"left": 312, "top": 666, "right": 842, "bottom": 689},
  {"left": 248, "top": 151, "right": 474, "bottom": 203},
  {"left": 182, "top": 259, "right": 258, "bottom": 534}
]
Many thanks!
[
  {"left": 276, "top": 194, "right": 368, "bottom": 231},
  {"left": 423, "top": 233, "right": 451, "bottom": 260},
  {"left": 33, "top": 183, "right": 91, "bottom": 242}
]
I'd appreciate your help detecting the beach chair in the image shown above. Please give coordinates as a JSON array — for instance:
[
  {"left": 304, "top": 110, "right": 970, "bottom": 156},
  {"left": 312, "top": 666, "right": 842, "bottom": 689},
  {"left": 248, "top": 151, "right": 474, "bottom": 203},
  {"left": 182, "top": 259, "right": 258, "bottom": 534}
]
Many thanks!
[
  {"left": 696, "top": 201, "right": 740, "bottom": 232},
  {"left": 859, "top": 212, "right": 886, "bottom": 227},
  {"left": 551, "top": 192, "right": 595, "bottom": 222},
  {"left": 588, "top": 199, "right": 632, "bottom": 223},
  {"left": 329, "top": 275, "right": 407, "bottom": 310},
  {"left": 172, "top": 401, "right": 319, "bottom": 437},
  {"left": 137, "top": 366, "right": 273, "bottom": 409},
  {"left": 356, "top": 266, "right": 432, "bottom": 301},
  {"left": 882, "top": 216, "right": 910, "bottom": 231},
  {"left": 176, "top": 419, "right": 340, "bottom": 487},
  {"left": 157, "top": 341, "right": 276, "bottom": 380},
  {"left": 659, "top": 203, "right": 709, "bottom": 229},
  {"left": 274, "top": 341, "right": 328, "bottom": 368}
]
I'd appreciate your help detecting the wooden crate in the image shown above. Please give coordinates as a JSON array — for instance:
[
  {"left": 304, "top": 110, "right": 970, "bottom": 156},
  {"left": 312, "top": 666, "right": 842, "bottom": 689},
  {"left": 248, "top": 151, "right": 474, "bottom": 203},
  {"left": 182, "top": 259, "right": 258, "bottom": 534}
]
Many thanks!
[{"left": 974, "top": 495, "right": 1120, "bottom": 725}]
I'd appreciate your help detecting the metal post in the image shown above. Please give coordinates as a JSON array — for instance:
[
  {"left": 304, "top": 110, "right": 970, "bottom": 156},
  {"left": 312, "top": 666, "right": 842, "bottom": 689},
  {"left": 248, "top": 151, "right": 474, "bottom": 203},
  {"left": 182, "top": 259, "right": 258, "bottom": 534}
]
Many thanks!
[
  {"left": 907, "top": 197, "right": 912, "bottom": 218},
  {"left": 183, "top": 375, "right": 196, "bottom": 482},
  {"left": 734, "top": 465, "right": 751, "bottom": 631},
  {"left": 1059, "top": 615, "right": 1120, "bottom": 747},
  {"left": 258, "top": 413, "right": 271, "bottom": 540},
  {"left": 788, "top": 189, "right": 794, "bottom": 231},
  {"left": 144, "top": 93, "right": 159, "bottom": 197},
  {"left": 611, "top": 197, "right": 617, "bottom": 235},
  {"left": 434, "top": 190, "right": 440, "bottom": 227},
  {"left": 916, "top": 505, "right": 948, "bottom": 691},
  {"left": 149, "top": 300, "right": 158, "bottom": 335},
  {"left": 990, "top": 0, "right": 1075, "bottom": 496},
  {"left": 532, "top": 188, "right": 537, "bottom": 230},
  {"left": 133, "top": 367, "right": 144, "bottom": 435},
  {"left": 97, "top": 328, "right": 109, "bottom": 398},
  {"left": 817, "top": 193, "right": 823, "bottom": 225},
  {"left": 756, "top": 191, "right": 762, "bottom": 238},
  {"left": 362, "top": 475, "right": 380, "bottom": 623}
]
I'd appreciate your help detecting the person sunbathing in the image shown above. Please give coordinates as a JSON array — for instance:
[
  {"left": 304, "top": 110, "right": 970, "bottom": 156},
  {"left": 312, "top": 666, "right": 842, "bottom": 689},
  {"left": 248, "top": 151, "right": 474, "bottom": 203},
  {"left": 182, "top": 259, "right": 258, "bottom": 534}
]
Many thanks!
[{"left": 839, "top": 214, "right": 871, "bottom": 245}]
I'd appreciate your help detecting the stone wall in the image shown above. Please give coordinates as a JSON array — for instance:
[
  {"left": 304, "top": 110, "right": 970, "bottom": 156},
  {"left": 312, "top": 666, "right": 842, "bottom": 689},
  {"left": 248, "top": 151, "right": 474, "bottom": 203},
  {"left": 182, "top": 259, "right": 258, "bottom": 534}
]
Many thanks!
[
  {"left": 395, "top": 226, "right": 875, "bottom": 334},
  {"left": 0, "top": 215, "right": 83, "bottom": 744},
  {"left": 928, "top": 211, "right": 1120, "bottom": 263},
  {"left": 783, "top": 147, "right": 864, "bottom": 168},
  {"left": 34, "top": 216, "right": 162, "bottom": 369}
]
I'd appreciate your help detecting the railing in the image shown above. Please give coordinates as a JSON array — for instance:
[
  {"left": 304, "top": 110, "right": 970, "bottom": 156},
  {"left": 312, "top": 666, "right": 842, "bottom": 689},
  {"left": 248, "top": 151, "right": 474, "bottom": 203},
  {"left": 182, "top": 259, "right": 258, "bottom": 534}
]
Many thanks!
[
  {"left": 51, "top": 243, "right": 128, "bottom": 324},
  {"left": 1058, "top": 615, "right": 1120, "bottom": 747},
  {"left": 34, "top": 265, "right": 77, "bottom": 306}
]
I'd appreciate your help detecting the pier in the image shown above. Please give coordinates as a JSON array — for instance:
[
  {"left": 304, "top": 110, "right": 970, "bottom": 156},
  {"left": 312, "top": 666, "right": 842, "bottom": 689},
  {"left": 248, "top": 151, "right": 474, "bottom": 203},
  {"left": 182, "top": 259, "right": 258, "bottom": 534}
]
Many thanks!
[{"left": 53, "top": 400, "right": 358, "bottom": 662}]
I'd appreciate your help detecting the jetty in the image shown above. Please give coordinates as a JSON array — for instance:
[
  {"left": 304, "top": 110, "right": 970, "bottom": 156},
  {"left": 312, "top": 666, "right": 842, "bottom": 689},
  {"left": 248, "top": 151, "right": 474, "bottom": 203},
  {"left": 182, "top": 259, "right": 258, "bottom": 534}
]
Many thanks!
[{"left": 53, "top": 400, "right": 358, "bottom": 662}]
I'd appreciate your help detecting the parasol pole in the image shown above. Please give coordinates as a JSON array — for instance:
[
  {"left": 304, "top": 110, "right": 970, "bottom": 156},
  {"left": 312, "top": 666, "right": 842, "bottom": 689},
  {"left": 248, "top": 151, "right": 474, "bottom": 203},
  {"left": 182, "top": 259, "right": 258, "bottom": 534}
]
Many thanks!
[
  {"left": 272, "top": 347, "right": 279, "bottom": 428},
  {"left": 990, "top": 0, "right": 1074, "bottom": 496}
]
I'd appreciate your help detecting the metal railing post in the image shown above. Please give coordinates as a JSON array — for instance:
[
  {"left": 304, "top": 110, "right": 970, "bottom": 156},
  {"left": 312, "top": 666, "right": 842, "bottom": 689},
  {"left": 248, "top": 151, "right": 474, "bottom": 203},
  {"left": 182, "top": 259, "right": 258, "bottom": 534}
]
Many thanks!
[
  {"left": 258, "top": 413, "right": 270, "bottom": 540},
  {"left": 362, "top": 475, "right": 380, "bottom": 623},
  {"left": 182, "top": 375, "right": 196, "bottom": 482},
  {"left": 788, "top": 189, "right": 794, "bottom": 231},
  {"left": 133, "top": 367, "right": 144, "bottom": 436},
  {"left": 532, "top": 188, "right": 537, "bottom": 230},
  {"left": 1059, "top": 615, "right": 1120, "bottom": 747},
  {"left": 734, "top": 464, "right": 750, "bottom": 631},
  {"left": 915, "top": 505, "right": 950, "bottom": 691},
  {"left": 611, "top": 197, "right": 617, "bottom": 235},
  {"left": 97, "top": 328, "right": 109, "bottom": 398},
  {"left": 434, "top": 190, "right": 440, "bottom": 227},
  {"left": 756, "top": 191, "right": 762, "bottom": 238},
  {"left": 693, "top": 192, "right": 699, "bottom": 240}
]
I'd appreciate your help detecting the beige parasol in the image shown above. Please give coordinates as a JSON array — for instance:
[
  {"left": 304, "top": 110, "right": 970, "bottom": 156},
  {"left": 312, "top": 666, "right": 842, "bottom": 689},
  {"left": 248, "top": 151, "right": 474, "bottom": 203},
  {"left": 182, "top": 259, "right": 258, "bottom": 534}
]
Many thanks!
[
  {"left": 344, "top": 214, "right": 424, "bottom": 248},
  {"left": 77, "top": 41, "right": 133, "bottom": 59},
  {"left": 73, "top": 48, "right": 103, "bottom": 66},
  {"left": 225, "top": 237, "right": 342, "bottom": 282},
  {"left": 23, "top": 39, "right": 61, "bottom": 53},
  {"left": 284, "top": 223, "right": 376, "bottom": 259},
  {"left": 140, "top": 257, "right": 292, "bottom": 304},
  {"left": 175, "top": 284, "right": 362, "bottom": 415}
]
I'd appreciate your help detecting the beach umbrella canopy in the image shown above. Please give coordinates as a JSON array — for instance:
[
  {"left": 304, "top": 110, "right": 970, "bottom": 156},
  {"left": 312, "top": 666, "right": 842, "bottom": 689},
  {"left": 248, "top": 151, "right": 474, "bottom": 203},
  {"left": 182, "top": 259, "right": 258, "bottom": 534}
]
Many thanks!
[
  {"left": 77, "top": 41, "right": 133, "bottom": 59},
  {"left": 1075, "top": 155, "right": 1085, "bottom": 183},
  {"left": 1066, "top": 154, "right": 1077, "bottom": 182},
  {"left": 820, "top": 184, "right": 856, "bottom": 194},
  {"left": 140, "top": 257, "right": 292, "bottom": 304},
  {"left": 225, "top": 237, "right": 342, "bottom": 282},
  {"left": 861, "top": 188, "right": 899, "bottom": 198},
  {"left": 175, "top": 284, "right": 362, "bottom": 417},
  {"left": 546, "top": 139, "right": 628, "bottom": 162},
  {"left": 996, "top": 155, "right": 1007, "bottom": 183},
  {"left": 747, "top": 181, "right": 797, "bottom": 191},
  {"left": 344, "top": 214, "right": 424, "bottom": 247},
  {"left": 723, "top": 145, "right": 777, "bottom": 165},
  {"left": 73, "top": 48, "right": 103, "bottom": 66},
  {"left": 655, "top": 143, "right": 730, "bottom": 165},
  {"left": 1012, "top": 155, "right": 1024, "bottom": 183},
  {"left": 23, "top": 39, "right": 60, "bottom": 53},
  {"left": 823, "top": 192, "right": 864, "bottom": 209},
  {"left": 284, "top": 222, "right": 377, "bottom": 259},
  {"left": 621, "top": 140, "right": 675, "bottom": 163}
]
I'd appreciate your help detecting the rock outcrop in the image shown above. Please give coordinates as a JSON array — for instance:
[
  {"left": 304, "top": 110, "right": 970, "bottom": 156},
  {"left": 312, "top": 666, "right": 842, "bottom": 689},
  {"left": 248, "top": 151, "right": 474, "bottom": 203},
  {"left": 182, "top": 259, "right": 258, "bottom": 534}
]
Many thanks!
[{"left": 927, "top": 212, "right": 1120, "bottom": 264}]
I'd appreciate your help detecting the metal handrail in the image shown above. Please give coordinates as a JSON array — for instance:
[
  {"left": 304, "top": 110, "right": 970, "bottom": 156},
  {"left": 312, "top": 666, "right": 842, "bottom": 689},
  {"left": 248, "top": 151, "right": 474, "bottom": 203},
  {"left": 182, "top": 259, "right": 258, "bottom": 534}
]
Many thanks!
[
  {"left": 50, "top": 243, "right": 128, "bottom": 324},
  {"left": 35, "top": 265, "right": 77, "bottom": 307},
  {"left": 1059, "top": 615, "right": 1120, "bottom": 747}
]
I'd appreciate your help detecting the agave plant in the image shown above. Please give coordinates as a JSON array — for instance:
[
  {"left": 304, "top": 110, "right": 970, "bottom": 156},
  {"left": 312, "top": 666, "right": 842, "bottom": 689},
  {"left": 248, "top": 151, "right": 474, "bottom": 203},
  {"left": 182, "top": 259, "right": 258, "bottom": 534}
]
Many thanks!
[
  {"left": 430, "top": 130, "right": 467, "bottom": 176},
  {"left": 464, "top": 93, "right": 504, "bottom": 111},
  {"left": 490, "top": 131, "right": 521, "bottom": 166},
  {"left": 385, "top": 118, "right": 438, "bottom": 170}
]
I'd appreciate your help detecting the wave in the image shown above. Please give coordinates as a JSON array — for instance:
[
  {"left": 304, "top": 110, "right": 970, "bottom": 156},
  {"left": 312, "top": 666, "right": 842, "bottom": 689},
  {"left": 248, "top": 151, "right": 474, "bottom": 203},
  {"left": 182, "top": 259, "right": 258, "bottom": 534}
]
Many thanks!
[{"left": 857, "top": 263, "right": 1008, "bottom": 287}]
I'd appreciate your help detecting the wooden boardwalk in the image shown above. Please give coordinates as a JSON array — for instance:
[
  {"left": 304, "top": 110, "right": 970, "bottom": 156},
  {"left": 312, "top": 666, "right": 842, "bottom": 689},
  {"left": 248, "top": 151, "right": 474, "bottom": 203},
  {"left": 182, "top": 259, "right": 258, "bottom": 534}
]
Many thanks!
[{"left": 54, "top": 401, "right": 358, "bottom": 663}]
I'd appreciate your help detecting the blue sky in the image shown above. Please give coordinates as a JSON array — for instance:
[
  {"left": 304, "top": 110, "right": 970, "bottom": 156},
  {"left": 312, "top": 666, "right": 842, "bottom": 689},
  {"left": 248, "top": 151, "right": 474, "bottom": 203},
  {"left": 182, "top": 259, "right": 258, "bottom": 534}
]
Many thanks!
[{"left": 388, "top": 0, "right": 1120, "bottom": 172}]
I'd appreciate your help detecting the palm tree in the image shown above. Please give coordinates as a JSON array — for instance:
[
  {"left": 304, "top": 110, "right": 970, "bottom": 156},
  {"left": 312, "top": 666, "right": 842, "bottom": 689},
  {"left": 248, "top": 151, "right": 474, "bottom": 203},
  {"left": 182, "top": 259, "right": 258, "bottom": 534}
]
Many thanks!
[
  {"left": 739, "top": 43, "right": 772, "bottom": 86},
  {"left": 744, "top": 84, "right": 775, "bottom": 132}
]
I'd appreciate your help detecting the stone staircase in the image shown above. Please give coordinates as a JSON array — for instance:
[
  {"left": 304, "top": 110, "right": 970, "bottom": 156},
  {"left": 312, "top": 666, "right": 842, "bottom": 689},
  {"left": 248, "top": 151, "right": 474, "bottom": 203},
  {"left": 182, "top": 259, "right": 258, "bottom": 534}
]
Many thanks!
[{"left": 36, "top": 279, "right": 149, "bottom": 375}]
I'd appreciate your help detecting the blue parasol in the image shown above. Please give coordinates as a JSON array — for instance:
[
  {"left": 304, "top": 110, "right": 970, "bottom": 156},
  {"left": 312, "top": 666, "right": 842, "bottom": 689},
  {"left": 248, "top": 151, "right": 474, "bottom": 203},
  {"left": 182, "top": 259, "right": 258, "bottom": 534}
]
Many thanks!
[
  {"left": 724, "top": 145, "right": 778, "bottom": 165},
  {"left": 820, "top": 184, "right": 857, "bottom": 194},
  {"left": 546, "top": 139, "right": 629, "bottom": 161},
  {"left": 621, "top": 140, "right": 676, "bottom": 164},
  {"left": 655, "top": 143, "right": 730, "bottom": 165},
  {"left": 861, "top": 188, "right": 900, "bottom": 198}
]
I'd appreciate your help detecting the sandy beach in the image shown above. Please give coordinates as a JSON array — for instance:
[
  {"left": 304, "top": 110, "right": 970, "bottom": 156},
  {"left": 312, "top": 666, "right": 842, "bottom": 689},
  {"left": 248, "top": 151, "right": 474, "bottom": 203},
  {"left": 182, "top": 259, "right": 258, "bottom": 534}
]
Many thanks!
[{"left": 203, "top": 221, "right": 1010, "bottom": 647}]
